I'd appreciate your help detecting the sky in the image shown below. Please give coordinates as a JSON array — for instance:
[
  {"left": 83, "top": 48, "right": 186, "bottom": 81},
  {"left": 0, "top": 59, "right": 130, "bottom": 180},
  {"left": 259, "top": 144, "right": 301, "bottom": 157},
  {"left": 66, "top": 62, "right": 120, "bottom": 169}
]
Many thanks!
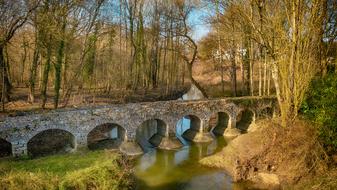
[
  {"left": 113, "top": 1, "right": 214, "bottom": 42},
  {"left": 101, "top": 1, "right": 213, "bottom": 42},
  {"left": 189, "top": 6, "right": 212, "bottom": 41}
]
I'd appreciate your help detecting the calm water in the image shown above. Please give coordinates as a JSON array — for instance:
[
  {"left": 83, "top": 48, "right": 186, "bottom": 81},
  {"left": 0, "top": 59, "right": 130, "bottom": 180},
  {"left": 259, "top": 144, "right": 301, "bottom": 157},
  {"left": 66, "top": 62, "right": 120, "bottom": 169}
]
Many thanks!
[{"left": 134, "top": 134, "right": 255, "bottom": 190}]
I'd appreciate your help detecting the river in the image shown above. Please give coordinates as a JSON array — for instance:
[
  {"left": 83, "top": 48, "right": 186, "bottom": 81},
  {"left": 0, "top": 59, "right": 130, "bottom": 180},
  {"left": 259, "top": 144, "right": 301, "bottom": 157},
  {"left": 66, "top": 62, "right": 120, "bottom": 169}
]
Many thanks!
[
  {"left": 132, "top": 86, "right": 257, "bottom": 190},
  {"left": 133, "top": 118, "right": 256, "bottom": 190}
]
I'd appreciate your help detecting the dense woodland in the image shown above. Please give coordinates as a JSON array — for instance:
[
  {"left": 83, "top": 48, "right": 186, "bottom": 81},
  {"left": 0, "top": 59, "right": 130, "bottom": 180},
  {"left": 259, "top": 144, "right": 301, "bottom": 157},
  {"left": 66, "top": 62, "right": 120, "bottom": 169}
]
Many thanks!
[
  {"left": 0, "top": 0, "right": 336, "bottom": 127},
  {"left": 1, "top": 0, "right": 203, "bottom": 110}
]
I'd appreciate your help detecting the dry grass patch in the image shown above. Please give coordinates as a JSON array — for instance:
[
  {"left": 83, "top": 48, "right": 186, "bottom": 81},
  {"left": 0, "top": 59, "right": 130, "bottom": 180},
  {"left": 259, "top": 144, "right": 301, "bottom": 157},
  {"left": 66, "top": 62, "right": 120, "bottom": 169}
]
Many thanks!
[{"left": 200, "top": 118, "right": 330, "bottom": 188}]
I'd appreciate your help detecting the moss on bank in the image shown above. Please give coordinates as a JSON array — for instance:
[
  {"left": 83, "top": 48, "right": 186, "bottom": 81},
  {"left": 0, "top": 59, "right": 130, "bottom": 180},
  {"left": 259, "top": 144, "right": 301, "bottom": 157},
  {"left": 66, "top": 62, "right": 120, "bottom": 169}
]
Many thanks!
[{"left": 0, "top": 150, "right": 133, "bottom": 190}]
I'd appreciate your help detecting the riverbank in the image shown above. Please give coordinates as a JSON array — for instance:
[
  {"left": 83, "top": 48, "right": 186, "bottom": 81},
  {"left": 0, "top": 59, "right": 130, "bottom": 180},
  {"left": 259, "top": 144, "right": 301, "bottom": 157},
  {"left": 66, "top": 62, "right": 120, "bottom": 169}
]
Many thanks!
[
  {"left": 200, "top": 118, "right": 336, "bottom": 189},
  {"left": 0, "top": 150, "right": 133, "bottom": 190}
]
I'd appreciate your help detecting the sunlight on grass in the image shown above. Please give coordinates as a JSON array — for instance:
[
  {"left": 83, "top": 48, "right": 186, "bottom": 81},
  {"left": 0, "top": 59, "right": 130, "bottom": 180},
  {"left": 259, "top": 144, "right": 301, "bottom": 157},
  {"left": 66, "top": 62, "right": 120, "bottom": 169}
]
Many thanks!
[{"left": 0, "top": 150, "right": 133, "bottom": 190}]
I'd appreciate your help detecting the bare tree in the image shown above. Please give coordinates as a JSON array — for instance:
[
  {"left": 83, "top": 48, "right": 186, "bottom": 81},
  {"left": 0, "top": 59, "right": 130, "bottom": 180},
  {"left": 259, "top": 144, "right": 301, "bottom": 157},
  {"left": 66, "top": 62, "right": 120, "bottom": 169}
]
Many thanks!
[
  {"left": 174, "top": 0, "right": 208, "bottom": 98},
  {"left": 0, "top": 0, "right": 40, "bottom": 111}
]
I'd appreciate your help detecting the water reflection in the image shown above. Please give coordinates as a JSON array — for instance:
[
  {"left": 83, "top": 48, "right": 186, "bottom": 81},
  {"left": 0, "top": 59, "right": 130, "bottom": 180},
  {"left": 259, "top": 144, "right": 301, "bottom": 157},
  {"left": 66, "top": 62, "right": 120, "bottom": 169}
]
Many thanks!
[
  {"left": 134, "top": 117, "right": 258, "bottom": 190},
  {"left": 136, "top": 119, "right": 167, "bottom": 152},
  {"left": 134, "top": 108, "right": 257, "bottom": 190},
  {"left": 134, "top": 136, "right": 229, "bottom": 190},
  {"left": 176, "top": 118, "right": 191, "bottom": 143},
  {"left": 176, "top": 117, "right": 191, "bottom": 135}
]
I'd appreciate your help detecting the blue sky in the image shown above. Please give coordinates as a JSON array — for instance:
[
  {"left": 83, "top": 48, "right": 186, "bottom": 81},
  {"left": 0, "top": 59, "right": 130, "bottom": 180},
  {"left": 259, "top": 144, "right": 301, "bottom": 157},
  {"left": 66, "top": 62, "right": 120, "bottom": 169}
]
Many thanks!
[
  {"left": 189, "top": 7, "right": 212, "bottom": 41},
  {"left": 101, "top": 1, "right": 212, "bottom": 41}
]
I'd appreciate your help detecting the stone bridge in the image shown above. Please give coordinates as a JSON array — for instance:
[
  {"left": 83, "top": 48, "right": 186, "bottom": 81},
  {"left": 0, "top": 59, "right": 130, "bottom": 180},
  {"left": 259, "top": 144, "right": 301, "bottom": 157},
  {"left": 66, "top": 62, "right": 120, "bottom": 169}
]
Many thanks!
[{"left": 0, "top": 97, "right": 276, "bottom": 157}]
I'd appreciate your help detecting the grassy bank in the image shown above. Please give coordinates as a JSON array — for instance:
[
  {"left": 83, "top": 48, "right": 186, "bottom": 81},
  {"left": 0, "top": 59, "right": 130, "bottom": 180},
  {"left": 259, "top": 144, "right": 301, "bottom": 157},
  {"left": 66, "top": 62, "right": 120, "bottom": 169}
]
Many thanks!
[{"left": 0, "top": 150, "right": 133, "bottom": 190}]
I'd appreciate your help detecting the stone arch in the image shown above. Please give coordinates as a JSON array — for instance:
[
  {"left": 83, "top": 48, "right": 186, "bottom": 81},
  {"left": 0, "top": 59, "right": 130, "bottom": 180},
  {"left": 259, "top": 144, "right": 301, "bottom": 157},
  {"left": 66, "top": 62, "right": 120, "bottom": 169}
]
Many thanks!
[
  {"left": 136, "top": 119, "right": 167, "bottom": 151},
  {"left": 27, "top": 129, "right": 76, "bottom": 157},
  {"left": 257, "top": 106, "right": 273, "bottom": 119},
  {"left": 176, "top": 114, "right": 202, "bottom": 140},
  {"left": 236, "top": 109, "right": 255, "bottom": 132},
  {"left": 87, "top": 123, "right": 126, "bottom": 150},
  {"left": 209, "top": 111, "right": 230, "bottom": 136},
  {"left": 0, "top": 138, "right": 12, "bottom": 157},
  {"left": 26, "top": 126, "right": 76, "bottom": 142}
]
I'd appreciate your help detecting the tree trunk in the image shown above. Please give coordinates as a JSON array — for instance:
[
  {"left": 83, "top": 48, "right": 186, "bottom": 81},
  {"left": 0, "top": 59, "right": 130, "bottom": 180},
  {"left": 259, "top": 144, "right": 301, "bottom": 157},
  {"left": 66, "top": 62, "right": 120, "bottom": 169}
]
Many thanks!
[
  {"left": 20, "top": 38, "right": 28, "bottom": 85},
  {"left": 258, "top": 0, "right": 264, "bottom": 97},
  {"left": 182, "top": 44, "right": 208, "bottom": 98},
  {"left": 54, "top": 20, "right": 66, "bottom": 109},
  {"left": 263, "top": 51, "right": 267, "bottom": 95},
  {"left": 41, "top": 36, "right": 52, "bottom": 109},
  {"left": 241, "top": 56, "right": 245, "bottom": 96},
  {"left": 216, "top": 0, "right": 224, "bottom": 94},
  {"left": 0, "top": 45, "right": 11, "bottom": 111},
  {"left": 258, "top": 50, "right": 262, "bottom": 96},
  {"left": 249, "top": 1, "right": 255, "bottom": 96},
  {"left": 249, "top": 40, "right": 254, "bottom": 96},
  {"left": 271, "top": 59, "right": 285, "bottom": 126},
  {"left": 267, "top": 63, "right": 271, "bottom": 96},
  {"left": 28, "top": 37, "right": 40, "bottom": 103},
  {"left": 231, "top": 45, "right": 237, "bottom": 97},
  {"left": 287, "top": 0, "right": 299, "bottom": 125},
  {"left": 186, "top": 61, "right": 208, "bottom": 98},
  {"left": 1, "top": 46, "right": 7, "bottom": 111},
  {"left": 62, "top": 46, "right": 69, "bottom": 95}
]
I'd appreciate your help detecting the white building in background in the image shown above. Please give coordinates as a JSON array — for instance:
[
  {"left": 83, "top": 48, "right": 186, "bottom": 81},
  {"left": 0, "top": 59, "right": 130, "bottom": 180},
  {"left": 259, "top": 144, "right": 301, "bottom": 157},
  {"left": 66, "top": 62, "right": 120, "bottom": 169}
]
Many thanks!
[{"left": 212, "top": 48, "right": 248, "bottom": 62}]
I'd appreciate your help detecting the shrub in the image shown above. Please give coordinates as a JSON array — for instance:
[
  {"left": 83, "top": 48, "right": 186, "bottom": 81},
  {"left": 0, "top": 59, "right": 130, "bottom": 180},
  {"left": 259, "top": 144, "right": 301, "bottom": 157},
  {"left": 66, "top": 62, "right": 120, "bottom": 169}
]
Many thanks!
[{"left": 301, "top": 73, "right": 337, "bottom": 154}]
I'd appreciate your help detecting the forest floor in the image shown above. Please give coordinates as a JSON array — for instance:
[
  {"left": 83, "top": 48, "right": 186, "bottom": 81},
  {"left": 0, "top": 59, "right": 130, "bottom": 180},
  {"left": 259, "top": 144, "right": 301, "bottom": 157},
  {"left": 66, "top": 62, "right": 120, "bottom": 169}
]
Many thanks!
[
  {"left": 1, "top": 85, "right": 189, "bottom": 116},
  {"left": 193, "top": 60, "right": 275, "bottom": 98},
  {"left": 200, "top": 118, "right": 337, "bottom": 189}
]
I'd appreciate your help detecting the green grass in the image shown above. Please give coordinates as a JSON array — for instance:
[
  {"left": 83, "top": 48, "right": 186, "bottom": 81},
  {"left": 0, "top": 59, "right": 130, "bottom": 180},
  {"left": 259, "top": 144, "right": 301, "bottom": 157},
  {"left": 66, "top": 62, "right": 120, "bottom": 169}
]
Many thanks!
[
  {"left": 0, "top": 150, "right": 111, "bottom": 175},
  {"left": 0, "top": 150, "right": 134, "bottom": 190}
]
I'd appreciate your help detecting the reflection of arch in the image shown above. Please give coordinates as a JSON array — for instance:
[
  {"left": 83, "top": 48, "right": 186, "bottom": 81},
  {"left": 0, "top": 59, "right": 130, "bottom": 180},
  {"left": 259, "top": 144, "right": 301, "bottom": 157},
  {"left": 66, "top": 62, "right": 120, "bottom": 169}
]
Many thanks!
[
  {"left": 209, "top": 112, "right": 230, "bottom": 136},
  {"left": 27, "top": 129, "right": 75, "bottom": 157},
  {"left": 176, "top": 115, "right": 201, "bottom": 141},
  {"left": 0, "top": 138, "right": 12, "bottom": 157},
  {"left": 176, "top": 115, "right": 201, "bottom": 135},
  {"left": 87, "top": 123, "right": 126, "bottom": 150},
  {"left": 136, "top": 119, "right": 167, "bottom": 151},
  {"left": 236, "top": 109, "right": 254, "bottom": 132}
]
